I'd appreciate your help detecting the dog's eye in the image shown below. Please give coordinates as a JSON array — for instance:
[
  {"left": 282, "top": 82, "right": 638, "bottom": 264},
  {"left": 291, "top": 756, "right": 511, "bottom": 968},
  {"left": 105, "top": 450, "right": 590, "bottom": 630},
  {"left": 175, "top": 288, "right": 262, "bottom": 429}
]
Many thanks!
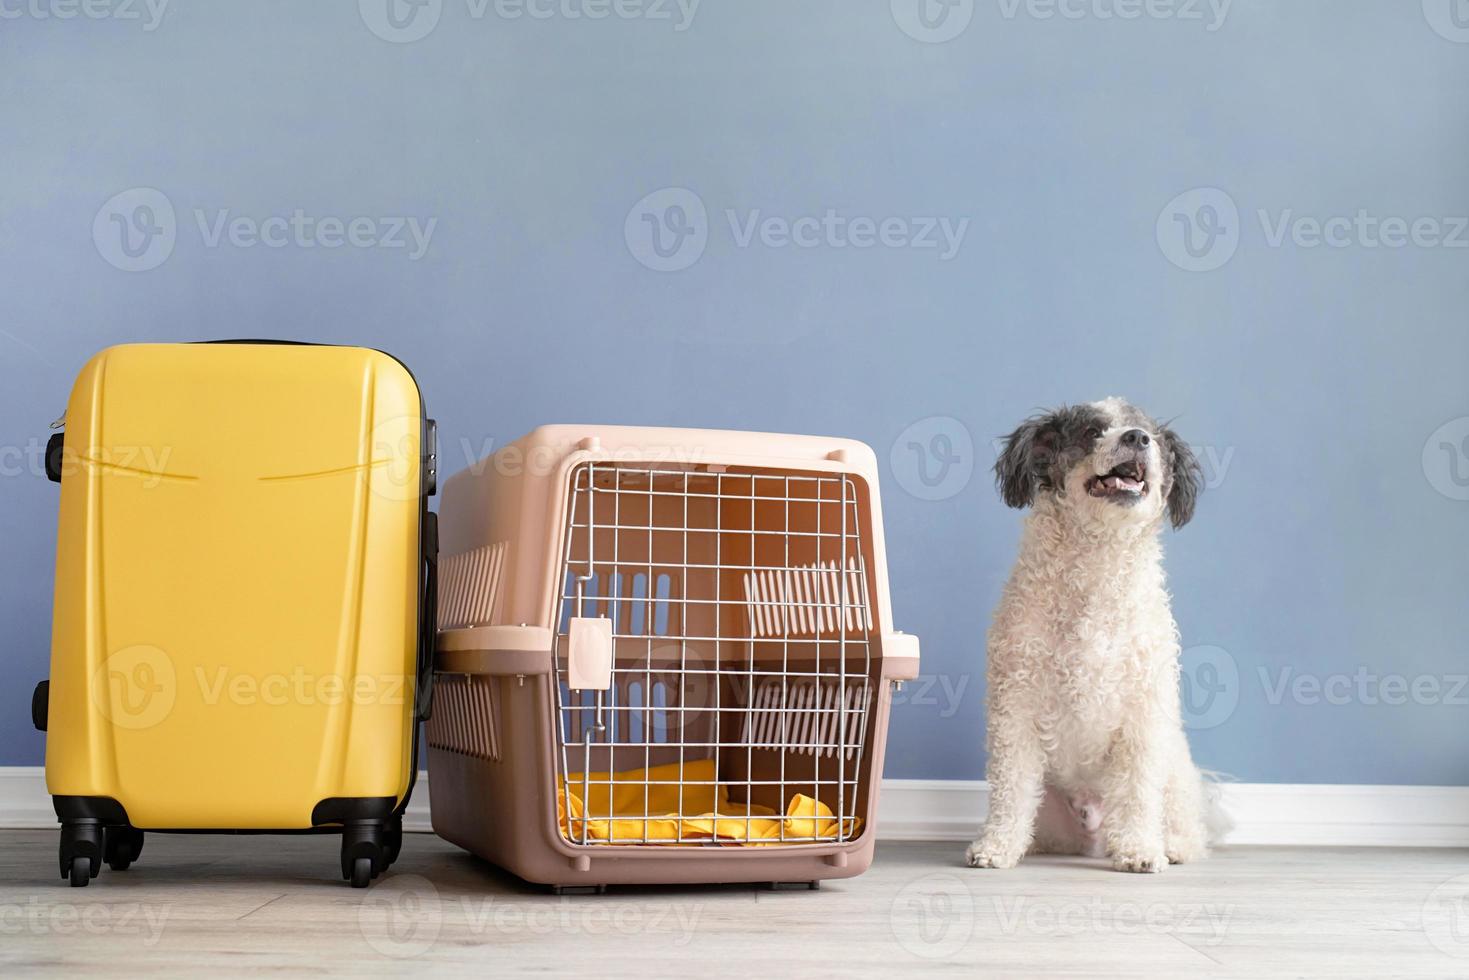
[{"left": 1084, "top": 426, "right": 1102, "bottom": 441}]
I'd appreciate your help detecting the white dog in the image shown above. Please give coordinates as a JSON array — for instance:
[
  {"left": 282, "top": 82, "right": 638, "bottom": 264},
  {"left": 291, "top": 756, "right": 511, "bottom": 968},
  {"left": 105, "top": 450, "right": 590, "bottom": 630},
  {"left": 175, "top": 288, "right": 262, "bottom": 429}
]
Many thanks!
[{"left": 965, "top": 397, "right": 1221, "bottom": 874}]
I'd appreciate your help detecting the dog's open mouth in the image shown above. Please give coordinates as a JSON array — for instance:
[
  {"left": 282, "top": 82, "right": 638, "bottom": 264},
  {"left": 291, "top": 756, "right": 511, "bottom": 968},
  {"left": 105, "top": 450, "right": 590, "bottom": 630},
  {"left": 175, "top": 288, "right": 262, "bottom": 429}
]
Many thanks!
[{"left": 1086, "top": 460, "right": 1148, "bottom": 499}]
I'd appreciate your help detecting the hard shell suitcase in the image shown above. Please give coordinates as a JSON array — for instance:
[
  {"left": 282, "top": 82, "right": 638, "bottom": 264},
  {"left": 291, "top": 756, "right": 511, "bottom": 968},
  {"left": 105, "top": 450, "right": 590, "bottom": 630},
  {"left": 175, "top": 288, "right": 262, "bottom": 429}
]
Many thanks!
[{"left": 33, "top": 342, "right": 438, "bottom": 888}]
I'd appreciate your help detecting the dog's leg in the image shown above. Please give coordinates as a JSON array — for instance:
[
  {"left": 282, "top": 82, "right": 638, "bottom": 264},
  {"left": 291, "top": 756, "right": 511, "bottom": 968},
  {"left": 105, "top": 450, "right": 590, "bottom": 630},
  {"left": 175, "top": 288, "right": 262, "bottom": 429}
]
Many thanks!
[
  {"left": 1100, "top": 721, "right": 1169, "bottom": 874},
  {"left": 965, "top": 708, "right": 1045, "bottom": 869},
  {"left": 1163, "top": 745, "right": 1209, "bottom": 864}
]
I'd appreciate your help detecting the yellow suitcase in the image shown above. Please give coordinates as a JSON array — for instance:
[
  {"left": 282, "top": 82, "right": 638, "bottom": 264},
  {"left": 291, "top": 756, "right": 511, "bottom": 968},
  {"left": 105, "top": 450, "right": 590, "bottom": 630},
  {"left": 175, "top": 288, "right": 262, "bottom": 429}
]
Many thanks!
[{"left": 32, "top": 342, "right": 438, "bottom": 888}]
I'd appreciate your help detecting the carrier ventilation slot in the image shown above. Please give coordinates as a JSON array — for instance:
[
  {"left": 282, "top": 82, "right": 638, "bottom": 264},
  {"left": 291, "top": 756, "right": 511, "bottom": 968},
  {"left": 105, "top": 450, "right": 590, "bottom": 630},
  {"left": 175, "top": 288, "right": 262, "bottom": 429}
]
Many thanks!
[
  {"left": 439, "top": 542, "right": 508, "bottom": 629},
  {"left": 743, "top": 557, "right": 872, "bottom": 638},
  {"left": 426, "top": 674, "right": 501, "bottom": 762},
  {"left": 744, "top": 678, "right": 871, "bottom": 761}
]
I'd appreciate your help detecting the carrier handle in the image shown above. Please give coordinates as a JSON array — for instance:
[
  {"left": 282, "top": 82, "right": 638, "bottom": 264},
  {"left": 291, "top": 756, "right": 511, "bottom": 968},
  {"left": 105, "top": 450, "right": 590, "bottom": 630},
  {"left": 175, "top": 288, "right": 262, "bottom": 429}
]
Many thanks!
[{"left": 416, "top": 510, "right": 438, "bottom": 722}]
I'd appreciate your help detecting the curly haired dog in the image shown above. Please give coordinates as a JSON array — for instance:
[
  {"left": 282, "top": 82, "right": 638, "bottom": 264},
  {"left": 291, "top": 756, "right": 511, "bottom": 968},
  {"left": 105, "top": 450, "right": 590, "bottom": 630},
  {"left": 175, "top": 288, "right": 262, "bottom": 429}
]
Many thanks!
[{"left": 965, "top": 397, "right": 1221, "bottom": 874}]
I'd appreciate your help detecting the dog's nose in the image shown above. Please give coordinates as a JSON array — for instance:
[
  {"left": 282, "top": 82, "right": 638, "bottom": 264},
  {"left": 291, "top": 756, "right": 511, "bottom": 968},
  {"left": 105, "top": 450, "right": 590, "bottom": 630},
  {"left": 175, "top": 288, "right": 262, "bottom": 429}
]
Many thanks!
[{"left": 1119, "top": 428, "right": 1151, "bottom": 448}]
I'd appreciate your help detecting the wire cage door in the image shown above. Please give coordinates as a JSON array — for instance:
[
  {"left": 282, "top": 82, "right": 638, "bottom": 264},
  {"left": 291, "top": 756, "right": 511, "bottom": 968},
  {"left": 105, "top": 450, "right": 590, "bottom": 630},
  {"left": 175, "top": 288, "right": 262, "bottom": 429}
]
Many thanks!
[{"left": 551, "top": 462, "right": 878, "bottom": 847}]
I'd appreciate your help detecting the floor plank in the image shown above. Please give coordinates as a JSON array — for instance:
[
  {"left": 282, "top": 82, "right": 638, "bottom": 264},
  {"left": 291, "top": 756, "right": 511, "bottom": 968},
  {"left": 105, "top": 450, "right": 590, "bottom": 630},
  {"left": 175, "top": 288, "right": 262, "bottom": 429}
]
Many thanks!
[{"left": 1, "top": 830, "right": 1466, "bottom": 977}]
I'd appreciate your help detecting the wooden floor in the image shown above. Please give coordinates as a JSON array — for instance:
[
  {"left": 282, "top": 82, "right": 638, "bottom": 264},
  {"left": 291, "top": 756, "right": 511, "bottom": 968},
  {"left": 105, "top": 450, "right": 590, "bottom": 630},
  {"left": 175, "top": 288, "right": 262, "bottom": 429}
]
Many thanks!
[{"left": 2, "top": 831, "right": 1467, "bottom": 977}]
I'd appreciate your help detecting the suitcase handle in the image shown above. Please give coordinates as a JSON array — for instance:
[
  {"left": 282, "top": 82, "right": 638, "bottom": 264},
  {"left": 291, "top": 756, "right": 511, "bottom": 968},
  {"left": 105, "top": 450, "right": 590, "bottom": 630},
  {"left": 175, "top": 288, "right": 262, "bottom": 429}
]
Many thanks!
[{"left": 32, "top": 680, "right": 48, "bottom": 732}]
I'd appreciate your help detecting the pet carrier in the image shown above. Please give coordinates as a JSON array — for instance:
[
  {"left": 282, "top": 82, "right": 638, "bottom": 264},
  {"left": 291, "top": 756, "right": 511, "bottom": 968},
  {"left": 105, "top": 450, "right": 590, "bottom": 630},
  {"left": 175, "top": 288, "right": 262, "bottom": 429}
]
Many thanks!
[{"left": 427, "top": 426, "right": 919, "bottom": 888}]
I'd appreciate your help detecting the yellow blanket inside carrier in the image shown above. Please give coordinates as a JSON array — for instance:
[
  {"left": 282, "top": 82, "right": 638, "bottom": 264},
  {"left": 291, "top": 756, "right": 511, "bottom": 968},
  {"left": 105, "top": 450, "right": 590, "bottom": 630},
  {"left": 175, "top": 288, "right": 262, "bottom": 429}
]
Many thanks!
[{"left": 558, "top": 759, "right": 861, "bottom": 845}]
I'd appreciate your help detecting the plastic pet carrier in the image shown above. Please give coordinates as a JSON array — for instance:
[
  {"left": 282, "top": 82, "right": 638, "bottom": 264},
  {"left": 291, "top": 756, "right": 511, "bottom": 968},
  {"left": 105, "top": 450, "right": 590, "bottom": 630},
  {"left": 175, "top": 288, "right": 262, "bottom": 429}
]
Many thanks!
[{"left": 427, "top": 426, "right": 918, "bottom": 888}]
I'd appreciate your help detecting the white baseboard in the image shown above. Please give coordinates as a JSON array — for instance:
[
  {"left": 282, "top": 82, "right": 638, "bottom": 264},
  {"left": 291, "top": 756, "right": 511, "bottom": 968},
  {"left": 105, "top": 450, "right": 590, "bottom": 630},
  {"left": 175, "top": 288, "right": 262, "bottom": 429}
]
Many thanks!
[
  {"left": 875, "top": 779, "right": 1469, "bottom": 848},
  {"left": 6, "top": 768, "right": 1467, "bottom": 847}
]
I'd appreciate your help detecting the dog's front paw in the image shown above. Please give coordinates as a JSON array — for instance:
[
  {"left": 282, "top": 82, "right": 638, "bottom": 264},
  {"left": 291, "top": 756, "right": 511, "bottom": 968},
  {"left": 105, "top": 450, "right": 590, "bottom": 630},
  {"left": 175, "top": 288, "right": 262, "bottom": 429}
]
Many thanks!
[
  {"left": 964, "top": 837, "right": 1022, "bottom": 869},
  {"left": 1112, "top": 849, "right": 1168, "bottom": 874}
]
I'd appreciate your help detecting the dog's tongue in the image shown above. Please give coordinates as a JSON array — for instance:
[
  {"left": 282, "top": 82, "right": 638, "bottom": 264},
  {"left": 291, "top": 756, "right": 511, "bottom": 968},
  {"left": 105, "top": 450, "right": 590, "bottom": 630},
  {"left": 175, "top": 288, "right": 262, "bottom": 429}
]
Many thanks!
[{"left": 1106, "top": 474, "right": 1143, "bottom": 492}]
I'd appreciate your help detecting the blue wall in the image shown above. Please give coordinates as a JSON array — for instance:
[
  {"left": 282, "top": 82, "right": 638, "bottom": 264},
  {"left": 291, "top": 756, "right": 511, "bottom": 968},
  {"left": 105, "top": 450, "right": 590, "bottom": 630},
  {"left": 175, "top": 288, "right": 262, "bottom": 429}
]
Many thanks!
[{"left": 3, "top": 0, "right": 1467, "bottom": 783}]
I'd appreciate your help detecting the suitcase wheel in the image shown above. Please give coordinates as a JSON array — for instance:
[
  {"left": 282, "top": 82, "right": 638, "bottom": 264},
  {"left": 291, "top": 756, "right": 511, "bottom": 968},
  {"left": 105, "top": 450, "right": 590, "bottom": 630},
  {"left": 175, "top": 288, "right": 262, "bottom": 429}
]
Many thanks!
[
  {"left": 341, "top": 822, "right": 388, "bottom": 888},
  {"left": 59, "top": 823, "right": 103, "bottom": 887},
  {"left": 105, "top": 827, "right": 145, "bottom": 872},
  {"left": 383, "top": 816, "right": 403, "bottom": 870}
]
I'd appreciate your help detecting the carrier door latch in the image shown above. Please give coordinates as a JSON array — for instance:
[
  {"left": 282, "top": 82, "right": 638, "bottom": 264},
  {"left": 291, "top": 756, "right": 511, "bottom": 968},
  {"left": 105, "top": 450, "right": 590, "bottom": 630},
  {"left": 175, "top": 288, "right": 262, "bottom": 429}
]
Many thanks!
[{"left": 566, "top": 617, "right": 613, "bottom": 691}]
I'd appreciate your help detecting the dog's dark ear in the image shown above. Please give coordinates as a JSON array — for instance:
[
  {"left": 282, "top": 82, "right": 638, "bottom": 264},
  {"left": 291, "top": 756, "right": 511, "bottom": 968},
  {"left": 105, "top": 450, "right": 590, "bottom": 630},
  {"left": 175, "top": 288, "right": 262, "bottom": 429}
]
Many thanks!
[
  {"left": 994, "top": 413, "right": 1061, "bottom": 509},
  {"left": 1162, "top": 426, "right": 1203, "bottom": 529}
]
